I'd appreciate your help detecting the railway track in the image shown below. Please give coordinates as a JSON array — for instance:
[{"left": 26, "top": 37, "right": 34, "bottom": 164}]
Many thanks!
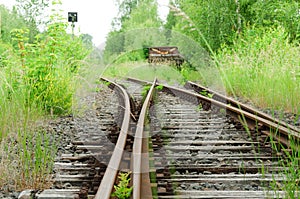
[
  {"left": 19, "top": 77, "right": 299, "bottom": 199},
  {"left": 148, "top": 89, "right": 290, "bottom": 198}
]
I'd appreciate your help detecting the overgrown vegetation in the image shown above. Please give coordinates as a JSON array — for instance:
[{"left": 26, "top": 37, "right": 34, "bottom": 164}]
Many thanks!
[
  {"left": 218, "top": 26, "right": 300, "bottom": 113},
  {"left": 104, "top": 0, "right": 300, "bottom": 113},
  {"left": 0, "top": 131, "right": 57, "bottom": 190},
  {"left": 271, "top": 138, "right": 299, "bottom": 198},
  {"left": 0, "top": 0, "right": 94, "bottom": 191},
  {"left": 0, "top": 0, "right": 299, "bottom": 195},
  {"left": 102, "top": 0, "right": 300, "bottom": 197}
]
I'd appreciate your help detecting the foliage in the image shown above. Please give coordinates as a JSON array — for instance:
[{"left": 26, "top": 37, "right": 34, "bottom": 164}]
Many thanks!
[
  {"left": 141, "top": 84, "right": 151, "bottom": 101},
  {"left": 277, "top": 141, "right": 300, "bottom": 198},
  {"left": 0, "top": 0, "right": 91, "bottom": 140},
  {"left": 111, "top": 172, "right": 133, "bottom": 199},
  {"left": 0, "top": 5, "right": 28, "bottom": 43},
  {"left": 199, "top": 90, "right": 213, "bottom": 99},
  {"left": 167, "top": 0, "right": 300, "bottom": 52},
  {"left": 15, "top": 0, "right": 50, "bottom": 42},
  {"left": 218, "top": 26, "right": 300, "bottom": 113},
  {"left": 249, "top": 0, "right": 300, "bottom": 41},
  {"left": 0, "top": 0, "right": 92, "bottom": 192},
  {"left": 15, "top": 0, "right": 50, "bottom": 23},
  {"left": 104, "top": 0, "right": 165, "bottom": 64},
  {"left": 170, "top": 0, "right": 238, "bottom": 52},
  {"left": 113, "top": 0, "right": 139, "bottom": 29},
  {"left": 155, "top": 84, "right": 163, "bottom": 90},
  {"left": 103, "top": 30, "right": 125, "bottom": 63},
  {"left": 10, "top": 12, "right": 90, "bottom": 114}
]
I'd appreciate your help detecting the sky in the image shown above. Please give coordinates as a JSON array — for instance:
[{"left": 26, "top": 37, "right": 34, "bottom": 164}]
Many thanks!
[{"left": 0, "top": 0, "right": 170, "bottom": 46}]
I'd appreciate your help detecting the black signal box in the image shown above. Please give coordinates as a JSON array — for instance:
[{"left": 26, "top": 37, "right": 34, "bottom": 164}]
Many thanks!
[{"left": 68, "top": 12, "right": 78, "bottom": 22}]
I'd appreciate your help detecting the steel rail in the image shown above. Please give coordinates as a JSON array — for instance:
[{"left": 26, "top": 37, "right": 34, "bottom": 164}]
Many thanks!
[
  {"left": 94, "top": 77, "right": 132, "bottom": 199},
  {"left": 185, "top": 81, "right": 300, "bottom": 133},
  {"left": 126, "top": 77, "right": 299, "bottom": 148},
  {"left": 128, "top": 77, "right": 299, "bottom": 132},
  {"left": 163, "top": 85, "right": 300, "bottom": 147},
  {"left": 132, "top": 78, "right": 157, "bottom": 199}
]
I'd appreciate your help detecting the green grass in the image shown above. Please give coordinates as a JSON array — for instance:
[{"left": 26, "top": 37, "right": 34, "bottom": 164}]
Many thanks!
[
  {"left": 0, "top": 70, "right": 41, "bottom": 140},
  {"left": 0, "top": 130, "right": 57, "bottom": 190},
  {"left": 0, "top": 67, "right": 58, "bottom": 190},
  {"left": 103, "top": 61, "right": 186, "bottom": 84},
  {"left": 218, "top": 26, "right": 300, "bottom": 114},
  {"left": 101, "top": 61, "right": 220, "bottom": 89},
  {"left": 266, "top": 132, "right": 300, "bottom": 199},
  {"left": 217, "top": 26, "right": 300, "bottom": 198},
  {"left": 111, "top": 172, "right": 133, "bottom": 199},
  {"left": 0, "top": 71, "right": 57, "bottom": 189},
  {"left": 0, "top": 9, "right": 90, "bottom": 191}
]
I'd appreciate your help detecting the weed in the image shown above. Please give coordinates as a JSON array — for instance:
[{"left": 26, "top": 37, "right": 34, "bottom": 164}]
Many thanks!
[
  {"left": 0, "top": 1, "right": 90, "bottom": 191},
  {"left": 155, "top": 84, "right": 164, "bottom": 91},
  {"left": 271, "top": 137, "right": 299, "bottom": 198},
  {"left": 103, "top": 81, "right": 112, "bottom": 87},
  {"left": 0, "top": 130, "right": 57, "bottom": 190},
  {"left": 199, "top": 90, "right": 214, "bottom": 98},
  {"left": 141, "top": 85, "right": 152, "bottom": 100},
  {"left": 196, "top": 104, "right": 203, "bottom": 112},
  {"left": 111, "top": 172, "right": 133, "bottom": 199},
  {"left": 218, "top": 26, "right": 300, "bottom": 112}
]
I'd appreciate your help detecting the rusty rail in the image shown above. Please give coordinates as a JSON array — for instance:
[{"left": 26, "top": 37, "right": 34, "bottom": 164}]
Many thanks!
[
  {"left": 94, "top": 77, "right": 132, "bottom": 199},
  {"left": 185, "top": 81, "right": 300, "bottom": 134},
  {"left": 132, "top": 79, "right": 157, "bottom": 199},
  {"left": 163, "top": 84, "right": 299, "bottom": 148},
  {"left": 126, "top": 77, "right": 299, "bottom": 148},
  {"left": 96, "top": 77, "right": 299, "bottom": 198}
]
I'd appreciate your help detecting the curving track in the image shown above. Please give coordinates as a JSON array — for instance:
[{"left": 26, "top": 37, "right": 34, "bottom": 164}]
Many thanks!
[
  {"left": 18, "top": 77, "right": 299, "bottom": 199},
  {"left": 127, "top": 77, "right": 299, "bottom": 199}
]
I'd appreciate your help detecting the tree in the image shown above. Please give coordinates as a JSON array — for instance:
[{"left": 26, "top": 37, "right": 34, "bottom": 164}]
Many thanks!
[
  {"left": 249, "top": 0, "right": 300, "bottom": 41},
  {"left": 80, "top": 33, "right": 93, "bottom": 48},
  {"left": 171, "top": 0, "right": 238, "bottom": 51},
  {"left": 0, "top": 5, "right": 27, "bottom": 43},
  {"left": 113, "top": 0, "right": 139, "bottom": 30},
  {"left": 122, "top": 0, "right": 165, "bottom": 50},
  {"left": 105, "top": 0, "right": 167, "bottom": 63},
  {"left": 166, "top": 0, "right": 300, "bottom": 52},
  {"left": 103, "top": 30, "right": 125, "bottom": 63},
  {"left": 15, "top": 0, "right": 50, "bottom": 42}
]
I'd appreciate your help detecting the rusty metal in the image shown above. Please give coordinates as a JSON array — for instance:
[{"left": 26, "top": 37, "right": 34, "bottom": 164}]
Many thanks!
[
  {"left": 100, "top": 77, "right": 299, "bottom": 198},
  {"left": 165, "top": 84, "right": 299, "bottom": 148},
  {"left": 131, "top": 79, "right": 157, "bottom": 199},
  {"left": 146, "top": 83, "right": 297, "bottom": 198},
  {"left": 94, "top": 77, "right": 132, "bottom": 199},
  {"left": 185, "top": 81, "right": 300, "bottom": 134},
  {"left": 126, "top": 77, "right": 299, "bottom": 148},
  {"left": 33, "top": 77, "right": 297, "bottom": 198},
  {"left": 147, "top": 46, "right": 184, "bottom": 65}
]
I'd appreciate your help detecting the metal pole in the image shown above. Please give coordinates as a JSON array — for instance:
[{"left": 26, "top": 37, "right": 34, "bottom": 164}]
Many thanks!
[{"left": 71, "top": 22, "right": 75, "bottom": 39}]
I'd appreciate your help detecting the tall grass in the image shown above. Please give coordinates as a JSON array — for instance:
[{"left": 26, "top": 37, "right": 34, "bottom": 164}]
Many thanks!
[
  {"left": 0, "top": 58, "right": 42, "bottom": 140},
  {"left": 0, "top": 4, "right": 91, "bottom": 191},
  {"left": 217, "top": 26, "right": 300, "bottom": 197},
  {"left": 218, "top": 26, "right": 300, "bottom": 114},
  {"left": 277, "top": 139, "right": 299, "bottom": 198},
  {"left": 0, "top": 130, "right": 57, "bottom": 190},
  {"left": 0, "top": 47, "right": 57, "bottom": 190}
]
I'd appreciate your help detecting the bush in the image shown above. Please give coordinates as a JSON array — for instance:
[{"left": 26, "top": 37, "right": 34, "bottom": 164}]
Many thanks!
[{"left": 10, "top": 20, "right": 90, "bottom": 114}]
